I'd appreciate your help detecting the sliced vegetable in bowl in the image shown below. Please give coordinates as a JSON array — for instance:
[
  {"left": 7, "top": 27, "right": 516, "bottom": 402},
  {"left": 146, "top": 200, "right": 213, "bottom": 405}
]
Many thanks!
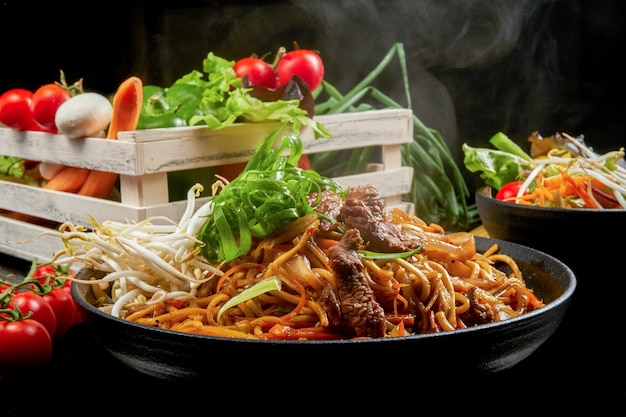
[{"left": 463, "top": 131, "right": 626, "bottom": 209}]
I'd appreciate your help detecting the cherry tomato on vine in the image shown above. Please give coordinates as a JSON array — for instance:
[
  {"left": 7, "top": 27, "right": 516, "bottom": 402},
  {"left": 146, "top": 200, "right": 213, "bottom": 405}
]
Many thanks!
[
  {"left": 41, "top": 287, "right": 75, "bottom": 339},
  {"left": 0, "top": 88, "right": 39, "bottom": 131},
  {"left": 58, "top": 270, "right": 82, "bottom": 326},
  {"left": 32, "top": 264, "right": 57, "bottom": 285},
  {"left": 0, "top": 319, "right": 53, "bottom": 372},
  {"left": 60, "top": 282, "right": 83, "bottom": 326},
  {"left": 233, "top": 57, "right": 277, "bottom": 89},
  {"left": 31, "top": 83, "right": 72, "bottom": 132},
  {"left": 31, "top": 264, "right": 82, "bottom": 326},
  {"left": 276, "top": 49, "right": 324, "bottom": 91},
  {"left": 6, "top": 291, "right": 57, "bottom": 337},
  {"left": 495, "top": 181, "right": 526, "bottom": 201}
]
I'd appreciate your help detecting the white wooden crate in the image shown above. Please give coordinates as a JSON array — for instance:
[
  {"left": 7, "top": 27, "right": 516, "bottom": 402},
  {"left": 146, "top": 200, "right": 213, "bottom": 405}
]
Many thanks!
[{"left": 0, "top": 108, "right": 414, "bottom": 262}]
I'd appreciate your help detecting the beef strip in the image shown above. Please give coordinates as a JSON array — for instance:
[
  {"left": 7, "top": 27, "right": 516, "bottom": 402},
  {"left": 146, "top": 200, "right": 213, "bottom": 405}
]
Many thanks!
[
  {"left": 345, "top": 184, "right": 386, "bottom": 222},
  {"left": 338, "top": 185, "right": 421, "bottom": 253},
  {"left": 308, "top": 189, "right": 344, "bottom": 232},
  {"left": 327, "top": 228, "right": 386, "bottom": 338},
  {"left": 319, "top": 283, "right": 343, "bottom": 327}
]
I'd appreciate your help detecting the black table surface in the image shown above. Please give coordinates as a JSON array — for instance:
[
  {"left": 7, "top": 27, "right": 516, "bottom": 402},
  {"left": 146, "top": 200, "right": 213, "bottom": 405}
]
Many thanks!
[{"left": 1, "top": 253, "right": 623, "bottom": 416}]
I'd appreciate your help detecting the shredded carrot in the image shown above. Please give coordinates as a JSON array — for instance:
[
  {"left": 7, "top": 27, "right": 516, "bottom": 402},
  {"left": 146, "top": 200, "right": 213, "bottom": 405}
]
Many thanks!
[
  {"left": 542, "top": 173, "right": 604, "bottom": 191},
  {"left": 278, "top": 273, "right": 308, "bottom": 322},
  {"left": 525, "top": 289, "right": 544, "bottom": 310},
  {"left": 560, "top": 168, "right": 597, "bottom": 208},
  {"left": 386, "top": 314, "right": 415, "bottom": 326},
  {"left": 512, "top": 168, "right": 606, "bottom": 208},
  {"left": 315, "top": 238, "right": 339, "bottom": 249},
  {"left": 533, "top": 172, "right": 554, "bottom": 205},
  {"left": 396, "top": 320, "right": 406, "bottom": 337},
  {"left": 265, "top": 323, "right": 343, "bottom": 340},
  {"left": 188, "top": 325, "right": 258, "bottom": 339},
  {"left": 216, "top": 262, "right": 262, "bottom": 292}
]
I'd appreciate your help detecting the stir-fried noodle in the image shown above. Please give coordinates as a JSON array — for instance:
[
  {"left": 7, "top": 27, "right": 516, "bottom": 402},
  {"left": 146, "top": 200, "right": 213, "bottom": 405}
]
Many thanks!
[{"left": 49, "top": 184, "right": 543, "bottom": 340}]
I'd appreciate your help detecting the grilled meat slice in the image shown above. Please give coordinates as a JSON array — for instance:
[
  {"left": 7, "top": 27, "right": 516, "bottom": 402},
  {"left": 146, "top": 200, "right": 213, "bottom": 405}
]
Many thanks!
[
  {"left": 308, "top": 189, "right": 344, "bottom": 232},
  {"left": 338, "top": 185, "right": 421, "bottom": 253},
  {"left": 327, "top": 228, "right": 386, "bottom": 338},
  {"left": 345, "top": 184, "right": 386, "bottom": 221}
]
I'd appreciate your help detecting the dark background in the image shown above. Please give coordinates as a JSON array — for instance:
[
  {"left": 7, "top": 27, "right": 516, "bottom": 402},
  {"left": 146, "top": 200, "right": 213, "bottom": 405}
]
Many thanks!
[
  {"left": 2, "top": 3, "right": 626, "bottom": 414},
  {"left": 1, "top": 0, "right": 624, "bottom": 195}
]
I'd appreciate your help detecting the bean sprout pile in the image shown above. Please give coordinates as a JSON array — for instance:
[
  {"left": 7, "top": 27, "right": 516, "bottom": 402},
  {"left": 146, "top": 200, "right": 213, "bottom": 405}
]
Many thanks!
[{"left": 38, "top": 184, "right": 224, "bottom": 317}]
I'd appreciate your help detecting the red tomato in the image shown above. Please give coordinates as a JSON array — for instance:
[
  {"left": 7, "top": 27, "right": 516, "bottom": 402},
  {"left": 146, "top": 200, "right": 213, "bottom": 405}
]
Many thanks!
[
  {"left": 276, "top": 49, "right": 324, "bottom": 91},
  {"left": 233, "top": 57, "right": 277, "bottom": 89},
  {"left": 6, "top": 291, "right": 57, "bottom": 338},
  {"left": 32, "top": 264, "right": 57, "bottom": 285},
  {"left": 31, "top": 83, "right": 72, "bottom": 132},
  {"left": 0, "top": 88, "right": 39, "bottom": 130},
  {"left": 495, "top": 181, "right": 525, "bottom": 201},
  {"left": 297, "top": 154, "right": 312, "bottom": 170},
  {"left": 32, "top": 264, "right": 82, "bottom": 326},
  {"left": 41, "top": 287, "right": 75, "bottom": 339},
  {"left": 61, "top": 281, "right": 83, "bottom": 326},
  {"left": 0, "top": 319, "right": 53, "bottom": 372}
]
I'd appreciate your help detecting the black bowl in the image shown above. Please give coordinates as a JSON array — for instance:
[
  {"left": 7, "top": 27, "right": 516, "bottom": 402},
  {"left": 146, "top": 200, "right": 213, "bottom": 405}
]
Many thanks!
[
  {"left": 71, "top": 237, "right": 576, "bottom": 381},
  {"left": 475, "top": 186, "right": 625, "bottom": 282}
]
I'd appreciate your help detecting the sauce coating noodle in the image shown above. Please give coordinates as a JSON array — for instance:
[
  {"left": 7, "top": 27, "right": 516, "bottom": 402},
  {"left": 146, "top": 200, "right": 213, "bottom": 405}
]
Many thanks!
[{"left": 74, "top": 207, "right": 544, "bottom": 340}]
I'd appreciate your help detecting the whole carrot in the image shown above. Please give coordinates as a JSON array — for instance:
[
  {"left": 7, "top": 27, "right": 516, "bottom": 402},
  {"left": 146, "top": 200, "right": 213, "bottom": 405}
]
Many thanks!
[
  {"left": 105, "top": 76, "right": 143, "bottom": 140},
  {"left": 43, "top": 166, "right": 90, "bottom": 193},
  {"left": 77, "top": 76, "right": 143, "bottom": 198}
]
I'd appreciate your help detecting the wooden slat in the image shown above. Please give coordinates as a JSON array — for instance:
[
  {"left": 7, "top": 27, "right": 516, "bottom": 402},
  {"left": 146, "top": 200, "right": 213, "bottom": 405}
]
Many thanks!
[
  {"left": 118, "top": 172, "right": 169, "bottom": 207},
  {"left": 0, "top": 129, "right": 139, "bottom": 173},
  {"left": 0, "top": 109, "right": 415, "bottom": 261},
  {"left": 0, "top": 109, "right": 413, "bottom": 176},
  {"left": 0, "top": 181, "right": 210, "bottom": 227},
  {"left": 119, "top": 108, "right": 414, "bottom": 175},
  {"left": 334, "top": 166, "right": 413, "bottom": 198},
  {"left": 1, "top": 218, "right": 62, "bottom": 263},
  {"left": 0, "top": 167, "right": 412, "bottom": 226}
]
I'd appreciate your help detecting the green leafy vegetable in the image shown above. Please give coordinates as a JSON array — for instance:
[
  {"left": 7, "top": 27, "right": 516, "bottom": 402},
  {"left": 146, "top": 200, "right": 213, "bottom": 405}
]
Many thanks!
[
  {"left": 0, "top": 156, "right": 27, "bottom": 179},
  {"left": 197, "top": 122, "right": 342, "bottom": 264},
  {"left": 462, "top": 132, "right": 534, "bottom": 190},
  {"left": 137, "top": 84, "right": 203, "bottom": 129},
  {"left": 0, "top": 156, "right": 40, "bottom": 185},
  {"left": 137, "top": 52, "right": 330, "bottom": 139},
  {"left": 489, "top": 132, "right": 532, "bottom": 161}
]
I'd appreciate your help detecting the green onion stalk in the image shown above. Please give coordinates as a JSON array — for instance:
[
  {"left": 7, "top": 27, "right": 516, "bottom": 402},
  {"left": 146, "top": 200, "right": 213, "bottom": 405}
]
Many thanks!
[
  {"left": 310, "top": 42, "right": 477, "bottom": 231},
  {"left": 197, "top": 123, "right": 342, "bottom": 264}
]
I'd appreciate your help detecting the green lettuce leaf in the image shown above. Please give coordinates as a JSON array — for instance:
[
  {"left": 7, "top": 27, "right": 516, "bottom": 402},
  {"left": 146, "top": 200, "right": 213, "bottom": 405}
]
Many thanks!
[{"left": 462, "top": 143, "right": 530, "bottom": 190}]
